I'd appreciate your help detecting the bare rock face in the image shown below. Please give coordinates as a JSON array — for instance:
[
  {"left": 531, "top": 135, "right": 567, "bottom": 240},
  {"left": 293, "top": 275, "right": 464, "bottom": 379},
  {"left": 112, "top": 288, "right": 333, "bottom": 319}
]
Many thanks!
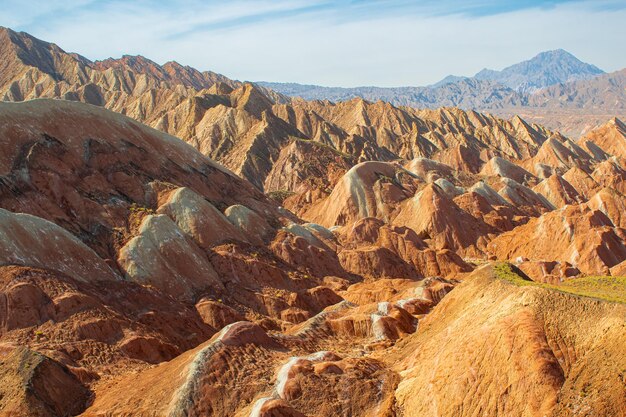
[
  {"left": 524, "top": 135, "right": 594, "bottom": 175},
  {"left": 517, "top": 260, "right": 580, "bottom": 283},
  {"left": 467, "top": 181, "right": 510, "bottom": 206},
  {"left": 610, "top": 259, "right": 626, "bottom": 276},
  {"left": 393, "top": 183, "right": 493, "bottom": 256},
  {"left": 562, "top": 166, "right": 601, "bottom": 200},
  {"left": 0, "top": 209, "right": 119, "bottom": 283},
  {"left": 253, "top": 399, "right": 307, "bottom": 417},
  {"left": 336, "top": 217, "right": 471, "bottom": 279},
  {"left": 0, "top": 346, "right": 91, "bottom": 417},
  {"left": 590, "top": 158, "right": 626, "bottom": 195},
  {"left": 195, "top": 298, "right": 244, "bottom": 330},
  {"left": 265, "top": 139, "right": 355, "bottom": 217},
  {"left": 405, "top": 157, "right": 459, "bottom": 183},
  {"left": 157, "top": 186, "right": 247, "bottom": 248},
  {"left": 268, "top": 354, "right": 398, "bottom": 416},
  {"left": 225, "top": 204, "right": 274, "bottom": 242},
  {"left": 0, "top": 263, "right": 213, "bottom": 367},
  {"left": 304, "top": 161, "right": 423, "bottom": 227},
  {"left": 1, "top": 29, "right": 626, "bottom": 417},
  {"left": 581, "top": 117, "right": 626, "bottom": 160},
  {"left": 84, "top": 322, "right": 282, "bottom": 416},
  {"left": 497, "top": 177, "right": 555, "bottom": 212},
  {"left": 83, "top": 301, "right": 406, "bottom": 417},
  {"left": 270, "top": 229, "right": 347, "bottom": 280},
  {"left": 0, "top": 99, "right": 281, "bottom": 262},
  {"left": 117, "top": 214, "right": 223, "bottom": 301},
  {"left": 480, "top": 156, "right": 536, "bottom": 184},
  {"left": 2, "top": 31, "right": 563, "bottom": 203},
  {"left": 488, "top": 205, "right": 626, "bottom": 274},
  {"left": 532, "top": 174, "right": 582, "bottom": 207},
  {"left": 392, "top": 265, "right": 626, "bottom": 417},
  {"left": 585, "top": 187, "right": 626, "bottom": 229}
]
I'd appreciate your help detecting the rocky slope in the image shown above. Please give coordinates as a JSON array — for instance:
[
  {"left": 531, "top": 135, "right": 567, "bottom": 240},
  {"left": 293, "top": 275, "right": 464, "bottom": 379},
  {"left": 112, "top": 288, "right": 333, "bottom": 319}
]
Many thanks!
[
  {"left": 0, "top": 99, "right": 471, "bottom": 416},
  {"left": 0, "top": 27, "right": 625, "bottom": 417},
  {"left": 260, "top": 52, "right": 623, "bottom": 138},
  {"left": 473, "top": 49, "right": 604, "bottom": 93},
  {"left": 3, "top": 28, "right": 626, "bottom": 276},
  {"left": 58, "top": 264, "right": 626, "bottom": 417},
  {"left": 0, "top": 29, "right": 556, "bottom": 189},
  {"left": 391, "top": 264, "right": 626, "bottom": 417}
]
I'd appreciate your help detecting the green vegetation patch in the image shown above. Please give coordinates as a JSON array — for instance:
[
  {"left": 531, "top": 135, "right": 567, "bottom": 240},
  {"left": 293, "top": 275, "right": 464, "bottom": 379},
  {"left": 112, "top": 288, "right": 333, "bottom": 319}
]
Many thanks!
[
  {"left": 376, "top": 173, "right": 395, "bottom": 184},
  {"left": 493, "top": 262, "right": 535, "bottom": 286},
  {"left": 267, "top": 190, "right": 296, "bottom": 204},
  {"left": 557, "top": 276, "right": 626, "bottom": 304},
  {"left": 493, "top": 262, "right": 626, "bottom": 304},
  {"left": 129, "top": 203, "right": 155, "bottom": 214}
]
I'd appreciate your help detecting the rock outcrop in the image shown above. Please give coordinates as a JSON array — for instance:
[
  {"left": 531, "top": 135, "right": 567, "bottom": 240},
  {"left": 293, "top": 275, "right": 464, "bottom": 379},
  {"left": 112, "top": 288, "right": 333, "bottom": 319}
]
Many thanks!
[
  {"left": 156, "top": 187, "right": 247, "bottom": 248},
  {"left": 0, "top": 28, "right": 625, "bottom": 417},
  {"left": 488, "top": 205, "right": 626, "bottom": 274},
  {"left": 0, "top": 346, "right": 91, "bottom": 416},
  {"left": 117, "top": 214, "right": 223, "bottom": 301},
  {"left": 392, "top": 264, "right": 626, "bottom": 417},
  {"left": 0, "top": 209, "right": 118, "bottom": 283}
]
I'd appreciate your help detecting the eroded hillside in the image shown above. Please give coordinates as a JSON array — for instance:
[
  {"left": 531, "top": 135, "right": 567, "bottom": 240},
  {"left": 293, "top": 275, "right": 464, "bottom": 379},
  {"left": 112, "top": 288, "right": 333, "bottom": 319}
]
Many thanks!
[{"left": 0, "top": 27, "right": 625, "bottom": 417}]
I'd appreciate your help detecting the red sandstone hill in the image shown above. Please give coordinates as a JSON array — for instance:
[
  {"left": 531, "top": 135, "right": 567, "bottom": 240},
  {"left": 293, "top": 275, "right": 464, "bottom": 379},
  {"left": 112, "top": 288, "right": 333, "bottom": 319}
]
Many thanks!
[
  {"left": 0, "top": 27, "right": 625, "bottom": 417},
  {"left": 0, "top": 100, "right": 470, "bottom": 415}
]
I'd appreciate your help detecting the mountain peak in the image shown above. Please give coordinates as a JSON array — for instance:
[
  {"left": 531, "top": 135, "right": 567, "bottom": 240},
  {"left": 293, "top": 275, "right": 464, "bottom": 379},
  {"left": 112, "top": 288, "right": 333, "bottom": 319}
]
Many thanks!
[
  {"left": 163, "top": 60, "right": 186, "bottom": 69},
  {"left": 430, "top": 74, "right": 469, "bottom": 88},
  {"left": 474, "top": 49, "right": 604, "bottom": 93},
  {"left": 537, "top": 48, "right": 570, "bottom": 56},
  {"left": 0, "top": 26, "right": 20, "bottom": 40},
  {"left": 95, "top": 54, "right": 160, "bottom": 71},
  {"left": 608, "top": 116, "right": 625, "bottom": 130},
  {"left": 0, "top": 26, "right": 89, "bottom": 88},
  {"left": 532, "top": 49, "right": 593, "bottom": 66}
]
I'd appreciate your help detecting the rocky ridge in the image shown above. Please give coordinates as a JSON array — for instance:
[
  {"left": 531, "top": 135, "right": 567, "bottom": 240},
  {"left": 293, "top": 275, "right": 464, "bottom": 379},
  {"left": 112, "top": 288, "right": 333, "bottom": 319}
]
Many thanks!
[
  {"left": 0, "top": 27, "right": 624, "bottom": 417},
  {"left": 260, "top": 53, "right": 624, "bottom": 138}
]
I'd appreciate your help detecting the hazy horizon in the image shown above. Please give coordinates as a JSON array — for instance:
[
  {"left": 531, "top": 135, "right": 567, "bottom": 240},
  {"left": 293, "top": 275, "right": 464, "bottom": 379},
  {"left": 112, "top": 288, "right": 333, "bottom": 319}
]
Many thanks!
[{"left": 3, "top": 0, "right": 626, "bottom": 87}]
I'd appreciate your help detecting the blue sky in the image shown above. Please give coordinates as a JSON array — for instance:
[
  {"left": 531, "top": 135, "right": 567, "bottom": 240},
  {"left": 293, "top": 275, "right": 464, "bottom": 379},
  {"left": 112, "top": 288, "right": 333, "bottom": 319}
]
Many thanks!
[{"left": 2, "top": 0, "right": 626, "bottom": 86}]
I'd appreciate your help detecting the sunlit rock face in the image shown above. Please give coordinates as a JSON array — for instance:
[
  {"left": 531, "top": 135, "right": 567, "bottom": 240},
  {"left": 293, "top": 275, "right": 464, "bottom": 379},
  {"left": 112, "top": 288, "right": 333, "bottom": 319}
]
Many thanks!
[{"left": 0, "top": 27, "right": 625, "bottom": 417}]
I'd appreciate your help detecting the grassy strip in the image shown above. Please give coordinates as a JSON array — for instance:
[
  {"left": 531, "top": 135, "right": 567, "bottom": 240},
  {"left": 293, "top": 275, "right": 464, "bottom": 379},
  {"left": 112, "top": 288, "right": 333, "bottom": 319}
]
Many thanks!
[
  {"left": 493, "top": 262, "right": 626, "bottom": 304},
  {"left": 266, "top": 190, "right": 296, "bottom": 204}
]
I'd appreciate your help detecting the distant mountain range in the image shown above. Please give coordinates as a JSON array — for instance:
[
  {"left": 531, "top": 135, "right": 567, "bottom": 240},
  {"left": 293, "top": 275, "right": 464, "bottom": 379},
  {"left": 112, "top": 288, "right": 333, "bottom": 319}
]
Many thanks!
[
  {"left": 258, "top": 49, "right": 624, "bottom": 137},
  {"left": 262, "top": 49, "right": 605, "bottom": 98},
  {"left": 473, "top": 49, "right": 604, "bottom": 92},
  {"left": 259, "top": 49, "right": 606, "bottom": 104},
  {"left": 258, "top": 78, "right": 524, "bottom": 109}
]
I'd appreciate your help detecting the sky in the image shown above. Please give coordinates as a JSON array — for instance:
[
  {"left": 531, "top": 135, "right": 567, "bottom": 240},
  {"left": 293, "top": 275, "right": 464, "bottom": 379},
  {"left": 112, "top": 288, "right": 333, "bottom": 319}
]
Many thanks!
[{"left": 2, "top": 0, "right": 626, "bottom": 87}]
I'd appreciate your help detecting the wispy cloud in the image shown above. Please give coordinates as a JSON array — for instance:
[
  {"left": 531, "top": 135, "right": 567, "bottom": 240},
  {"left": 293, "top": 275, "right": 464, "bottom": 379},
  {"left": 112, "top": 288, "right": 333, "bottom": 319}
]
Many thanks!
[{"left": 2, "top": 0, "right": 625, "bottom": 87}]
